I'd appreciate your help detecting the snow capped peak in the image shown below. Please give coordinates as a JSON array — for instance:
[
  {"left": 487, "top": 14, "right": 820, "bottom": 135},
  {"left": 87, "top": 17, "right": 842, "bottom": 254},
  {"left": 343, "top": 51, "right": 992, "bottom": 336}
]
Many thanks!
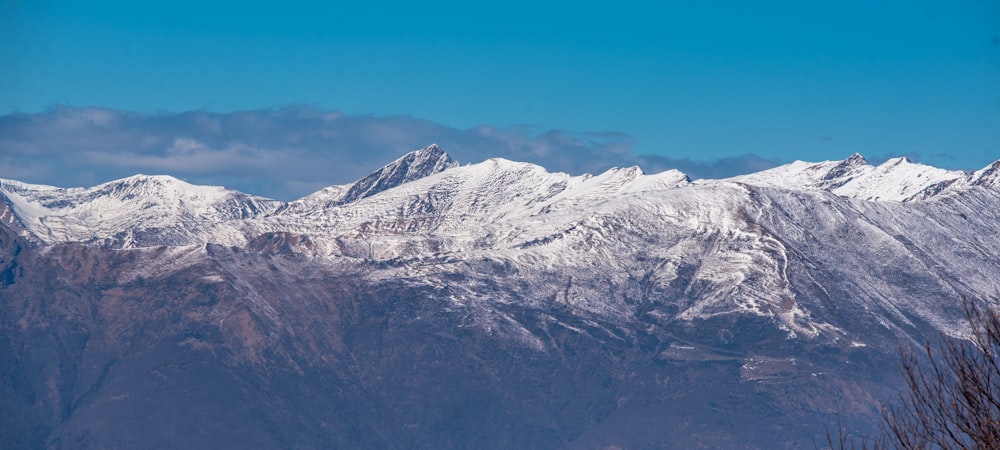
[
  {"left": 1, "top": 174, "right": 187, "bottom": 197},
  {"left": 0, "top": 173, "right": 281, "bottom": 246},
  {"left": 1, "top": 177, "right": 71, "bottom": 193},
  {"left": 726, "top": 157, "right": 858, "bottom": 191},
  {"left": 386, "top": 143, "right": 453, "bottom": 171},
  {"left": 729, "top": 153, "right": 965, "bottom": 202},
  {"left": 843, "top": 152, "right": 869, "bottom": 166},
  {"left": 285, "top": 144, "right": 460, "bottom": 213},
  {"left": 604, "top": 165, "right": 644, "bottom": 177},
  {"left": 816, "top": 154, "right": 872, "bottom": 189},
  {"left": 482, "top": 156, "right": 547, "bottom": 171},
  {"left": 118, "top": 173, "right": 180, "bottom": 183},
  {"left": 969, "top": 160, "right": 1000, "bottom": 188},
  {"left": 844, "top": 157, "right": 964, "bottom": 201},
  {"left": 340, "top": 144, "right": 458, "bottom": 204},
  {"left": 411, "top": 143, "right": 447, "bottom": 160}
]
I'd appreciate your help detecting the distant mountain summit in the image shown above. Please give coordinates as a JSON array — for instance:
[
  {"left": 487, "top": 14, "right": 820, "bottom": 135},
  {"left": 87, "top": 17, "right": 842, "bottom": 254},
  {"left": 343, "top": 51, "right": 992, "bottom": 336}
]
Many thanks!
[
  {"left": 2, "top": 147, "right": 999, "bottom": 448},
  {"left": 728, "top": 153, "right": 968, "bottom": 201},
  {"left": 0, "top": 174, "right": 281, "bottom": 247},
  {"left": 280, "top": 143, "right": 458, "bottom": 215},
  {"left": 341, "top": 143, "right": 458, "bottom": 203}
]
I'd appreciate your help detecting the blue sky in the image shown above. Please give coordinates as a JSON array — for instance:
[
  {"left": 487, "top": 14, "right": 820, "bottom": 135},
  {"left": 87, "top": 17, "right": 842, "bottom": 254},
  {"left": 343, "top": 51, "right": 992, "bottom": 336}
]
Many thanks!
[{"left": 1, "top": 0, "right": 999, "bottom": 197}]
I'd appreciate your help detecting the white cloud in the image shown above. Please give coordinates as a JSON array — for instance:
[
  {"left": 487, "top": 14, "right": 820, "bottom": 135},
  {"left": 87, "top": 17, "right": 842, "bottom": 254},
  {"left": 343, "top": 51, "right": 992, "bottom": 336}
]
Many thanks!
[{"left": 166, "top": 138, "right": 207, "bottom": 155}]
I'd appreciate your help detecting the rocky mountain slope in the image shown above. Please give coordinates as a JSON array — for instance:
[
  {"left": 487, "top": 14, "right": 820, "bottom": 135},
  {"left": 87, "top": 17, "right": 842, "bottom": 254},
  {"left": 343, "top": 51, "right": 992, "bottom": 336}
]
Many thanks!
[{"left": 2, "top": 144, "right": 999, "bottom": 448}]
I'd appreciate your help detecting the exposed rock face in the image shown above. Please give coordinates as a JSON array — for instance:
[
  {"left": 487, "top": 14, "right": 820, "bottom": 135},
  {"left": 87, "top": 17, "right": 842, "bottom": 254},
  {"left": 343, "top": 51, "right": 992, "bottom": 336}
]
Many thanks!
[{"left": 1, "top": 148, "right": 999, "bottom": 448}]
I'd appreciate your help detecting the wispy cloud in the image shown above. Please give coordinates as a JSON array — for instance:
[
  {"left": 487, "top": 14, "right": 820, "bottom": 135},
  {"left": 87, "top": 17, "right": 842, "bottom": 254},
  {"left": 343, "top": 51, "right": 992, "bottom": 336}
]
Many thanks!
[{"left": 0, "top": 106, "right": 781, "bottom": 200}]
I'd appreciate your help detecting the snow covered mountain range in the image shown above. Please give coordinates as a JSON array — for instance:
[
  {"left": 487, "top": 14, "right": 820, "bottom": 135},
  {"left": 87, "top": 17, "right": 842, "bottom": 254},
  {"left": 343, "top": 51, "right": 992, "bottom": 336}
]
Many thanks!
[
  {"left": 3, "top": 145, "right": 998, "bottom": 338},
  {"left": 2, "top": 145, "right": 999, "bottom": 448}
]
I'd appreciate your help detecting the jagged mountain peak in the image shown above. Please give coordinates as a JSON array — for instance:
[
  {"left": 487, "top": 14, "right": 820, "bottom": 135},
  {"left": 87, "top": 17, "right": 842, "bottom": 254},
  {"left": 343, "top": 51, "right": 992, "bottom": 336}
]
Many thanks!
[
  {"left": 342, "top": 143, "right": 459, "bottom": 202},
  {"left": 387, "top": 143, "right": 454, "bottom": 172},
  {"left": 843, "top": 152, "right": 869, "bottom": 165},
  {"left": 849, "top": 157, "right": 965, "bottom": 201},
  {"left": 117, "top": 173, "right": 181, "bottom": 183},
  {"left": 817, "top": 153, "right": 872, "bottom": 188},
  {"left": 970, "top": 159, "right": 1000, "bottom": 188},
  {"left": 284, "top": 144, "right": 460, "bottom": 213},
  {"left": 729, "top": 153, "right": 967, "bottom": 201}
]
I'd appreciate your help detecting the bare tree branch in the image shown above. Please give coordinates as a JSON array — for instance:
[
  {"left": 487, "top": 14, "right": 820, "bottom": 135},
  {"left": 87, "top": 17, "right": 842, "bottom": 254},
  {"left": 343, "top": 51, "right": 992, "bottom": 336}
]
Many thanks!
[{"left": 831, "top": 297, "right": 1000, "bottom": 450}]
